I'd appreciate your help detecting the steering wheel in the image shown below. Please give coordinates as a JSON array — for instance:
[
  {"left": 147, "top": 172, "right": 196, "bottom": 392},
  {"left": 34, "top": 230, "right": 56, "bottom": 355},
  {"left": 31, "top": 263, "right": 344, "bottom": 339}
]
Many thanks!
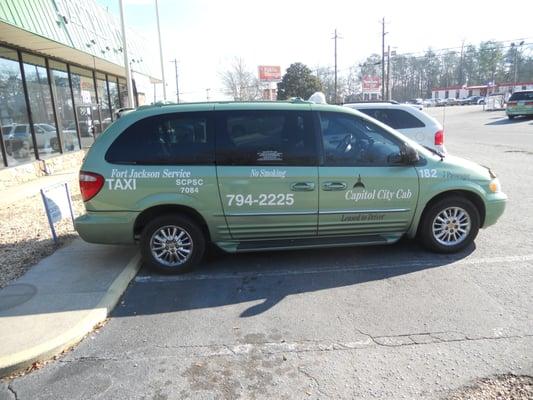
[{"left": 336, "top": 133, "right": 354, "bottom": 153}]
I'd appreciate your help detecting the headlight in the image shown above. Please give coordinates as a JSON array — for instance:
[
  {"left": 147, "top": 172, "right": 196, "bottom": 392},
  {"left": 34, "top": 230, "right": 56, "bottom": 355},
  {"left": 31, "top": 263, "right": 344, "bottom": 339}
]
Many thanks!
[{"left": 489, "top": 178, "right": 501, "bottom": 193}]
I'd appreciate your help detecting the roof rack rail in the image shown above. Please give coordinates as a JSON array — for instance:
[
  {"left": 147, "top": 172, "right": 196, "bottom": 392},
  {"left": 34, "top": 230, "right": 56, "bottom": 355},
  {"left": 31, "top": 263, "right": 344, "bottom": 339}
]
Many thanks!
[
  {"left": 345, "top": 100, "right": 399, "bottom": 104},
  {"left": 288, "top": 97, "right": 312, "bottom": 104}
]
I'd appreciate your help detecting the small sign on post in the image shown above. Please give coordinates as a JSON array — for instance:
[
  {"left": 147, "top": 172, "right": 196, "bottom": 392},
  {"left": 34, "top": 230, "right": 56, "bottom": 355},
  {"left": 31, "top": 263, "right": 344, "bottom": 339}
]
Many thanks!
[{"left": 40, "top": 183, "right": 76, "bottom": 243}]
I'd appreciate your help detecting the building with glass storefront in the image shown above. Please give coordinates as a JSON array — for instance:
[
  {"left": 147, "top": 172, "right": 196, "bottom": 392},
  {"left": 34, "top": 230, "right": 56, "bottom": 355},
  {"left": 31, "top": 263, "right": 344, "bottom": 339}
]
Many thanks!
[{"left": 0, "top": 0, "right": 159, "bottom": 174}]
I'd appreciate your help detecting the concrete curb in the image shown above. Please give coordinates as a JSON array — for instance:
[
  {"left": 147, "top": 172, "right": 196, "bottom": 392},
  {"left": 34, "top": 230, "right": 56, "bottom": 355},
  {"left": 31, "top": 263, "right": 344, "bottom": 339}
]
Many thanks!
[{"left": 0, "top": 253, "right": 142, "bottom": 377}]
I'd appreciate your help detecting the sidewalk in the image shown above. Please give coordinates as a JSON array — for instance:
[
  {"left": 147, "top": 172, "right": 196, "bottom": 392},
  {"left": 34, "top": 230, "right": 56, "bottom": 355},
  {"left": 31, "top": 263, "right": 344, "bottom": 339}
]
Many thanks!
[{"left": 0, "top": 239, "right": 141, "bottom": 377}]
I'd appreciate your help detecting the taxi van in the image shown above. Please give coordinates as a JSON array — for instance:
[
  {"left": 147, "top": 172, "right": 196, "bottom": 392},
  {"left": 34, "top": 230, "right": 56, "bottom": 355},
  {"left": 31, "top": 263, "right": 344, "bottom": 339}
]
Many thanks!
[
  {"left": 75, "top": 101, "right": 507, "bottom": 273},
  {"left": 506, "top": 90, "right": 533, "bottom": 119}
]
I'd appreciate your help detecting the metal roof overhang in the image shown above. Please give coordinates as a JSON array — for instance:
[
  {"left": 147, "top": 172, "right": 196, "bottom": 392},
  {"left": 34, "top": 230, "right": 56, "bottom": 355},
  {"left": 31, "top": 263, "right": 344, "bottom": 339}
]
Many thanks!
[{"left": 0, "top": 21, "right": 161, "bottom": 83}]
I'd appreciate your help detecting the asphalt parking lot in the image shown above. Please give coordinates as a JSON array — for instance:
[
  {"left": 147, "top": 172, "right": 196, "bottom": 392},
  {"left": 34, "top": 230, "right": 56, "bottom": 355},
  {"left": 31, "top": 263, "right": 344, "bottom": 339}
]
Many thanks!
[{"left": 4, "top": 106, "right": 533, "bottom": 399}]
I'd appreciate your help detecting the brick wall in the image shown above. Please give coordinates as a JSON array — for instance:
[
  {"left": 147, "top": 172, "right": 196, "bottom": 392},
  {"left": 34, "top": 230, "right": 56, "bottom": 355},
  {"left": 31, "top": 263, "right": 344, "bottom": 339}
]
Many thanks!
[{"left": 0, "top": 150, "right": 86, "bottom": 190}]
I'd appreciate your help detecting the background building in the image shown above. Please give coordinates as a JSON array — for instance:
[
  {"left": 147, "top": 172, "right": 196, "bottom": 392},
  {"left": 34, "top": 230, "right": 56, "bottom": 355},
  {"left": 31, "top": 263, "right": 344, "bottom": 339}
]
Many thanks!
[
  {"left": 432, "top": 82, "right": 533, "bottom": 99},
  {"left": 0, "top": 0, "right": 160, "bottom": 176}
]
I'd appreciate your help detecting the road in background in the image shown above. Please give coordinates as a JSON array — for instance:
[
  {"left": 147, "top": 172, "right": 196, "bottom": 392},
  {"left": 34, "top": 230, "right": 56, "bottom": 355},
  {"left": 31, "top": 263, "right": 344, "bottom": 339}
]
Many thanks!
[{"left": 3, "top": 106, "right": 533, "bottom": 400}]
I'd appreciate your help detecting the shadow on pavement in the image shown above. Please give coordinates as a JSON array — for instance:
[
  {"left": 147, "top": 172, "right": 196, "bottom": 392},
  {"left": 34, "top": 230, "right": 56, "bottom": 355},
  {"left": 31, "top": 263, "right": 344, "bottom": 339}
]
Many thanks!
[
  {"left": 117, "top": 240, "right": 475, "bottom": 318},
  {"left": 485, "top": 116, "right": 533, "bottom": 125}
]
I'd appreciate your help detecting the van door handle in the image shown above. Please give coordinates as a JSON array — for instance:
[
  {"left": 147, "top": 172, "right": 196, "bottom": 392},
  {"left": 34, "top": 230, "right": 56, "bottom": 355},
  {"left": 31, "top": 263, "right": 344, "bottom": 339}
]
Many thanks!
[
  {"left": 291, "top": 182, "right": 315, "bottom": 191},
  {"left": 322, "top": 182, "right": 347, "bottom": 191}
]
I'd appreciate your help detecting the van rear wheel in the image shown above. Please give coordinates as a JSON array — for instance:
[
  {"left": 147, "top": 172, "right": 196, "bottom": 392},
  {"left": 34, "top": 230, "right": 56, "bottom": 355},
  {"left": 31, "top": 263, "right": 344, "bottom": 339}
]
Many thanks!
[
  {"left": 141, "top": 215, "right": 205, "bottom": 274},
  {"left": 420, "top": 196, "right": 480, "bottom": 253}
]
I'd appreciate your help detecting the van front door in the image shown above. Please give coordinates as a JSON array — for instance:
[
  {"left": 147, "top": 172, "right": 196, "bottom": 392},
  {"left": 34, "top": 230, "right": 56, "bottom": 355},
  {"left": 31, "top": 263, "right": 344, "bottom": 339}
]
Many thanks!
[
  {"left": 317, "top": 112, "right": 419, "bottom": 240},
  {"left": 215, "top": 108, "right": 319, "bottom": 242}
]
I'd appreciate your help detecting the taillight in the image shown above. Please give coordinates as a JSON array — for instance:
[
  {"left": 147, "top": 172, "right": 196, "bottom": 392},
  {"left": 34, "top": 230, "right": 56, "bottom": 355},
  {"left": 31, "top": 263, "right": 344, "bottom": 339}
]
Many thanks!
[
  {"left": 434, "top": 130, "right": 444, "bottom": 146},
  {"left": 507, "top": 101, "right": 517, "bottom": 106},
  {"left": 525, "top": 101, "right": 533, "bottom": 106},
  {"left": 79, "top": 171, "right": 104, "bottom": 202}
]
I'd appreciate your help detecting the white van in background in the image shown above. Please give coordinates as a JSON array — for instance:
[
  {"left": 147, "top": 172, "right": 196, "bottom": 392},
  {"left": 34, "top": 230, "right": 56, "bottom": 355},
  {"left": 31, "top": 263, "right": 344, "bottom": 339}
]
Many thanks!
[{"left": 344, "top": 102, "right": 446, "bottom": 154}]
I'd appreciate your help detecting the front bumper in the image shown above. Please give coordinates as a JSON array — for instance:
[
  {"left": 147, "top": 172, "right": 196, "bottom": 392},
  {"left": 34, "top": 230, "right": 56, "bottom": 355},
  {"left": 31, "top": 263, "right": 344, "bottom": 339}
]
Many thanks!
[
  {"left": 483, "top": 192, "right": 507, "bottom": 228},
  {"left": 75, "top": 211, "right": 138, "bottom": 244}
]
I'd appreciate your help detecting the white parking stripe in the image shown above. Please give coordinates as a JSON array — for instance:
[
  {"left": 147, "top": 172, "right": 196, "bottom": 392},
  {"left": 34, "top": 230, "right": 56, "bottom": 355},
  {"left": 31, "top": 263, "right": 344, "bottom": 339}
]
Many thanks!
[{"left": 135, "top": 254, "right": 533, "bottom": 283}]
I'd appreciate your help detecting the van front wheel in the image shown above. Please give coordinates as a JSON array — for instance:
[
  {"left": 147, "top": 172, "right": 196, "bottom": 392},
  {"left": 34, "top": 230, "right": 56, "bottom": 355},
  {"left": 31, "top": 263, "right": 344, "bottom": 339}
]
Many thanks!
[
  {"left": 141, "top": 215, "right": 205, "bottom": 274},
  {"left": 420, "top": 196, "right": 480, "bottom": 253}
]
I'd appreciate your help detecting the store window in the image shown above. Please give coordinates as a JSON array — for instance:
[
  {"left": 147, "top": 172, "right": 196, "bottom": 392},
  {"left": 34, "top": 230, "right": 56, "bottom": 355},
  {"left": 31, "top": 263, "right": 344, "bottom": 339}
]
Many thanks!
[
  {"left": 118, "top": 78, "right": 130, "bottom": 108},
  {"left": 49, "top": 61, "right": 80, "bottom": 153},
  {"left": 95, "top": 72, "right": 112, "bottom": 131},
  {"left": 70, "top": 66, "right": 99, "bottom": 148},
  {"left": 108, "top": 76, "right": 120, "bottom": 119},
  {"left": 21, "top": 53, "right": 61, "bottom": 159},
  {"left": 0, "top": 46, "right": 33, "bottom": 166}
]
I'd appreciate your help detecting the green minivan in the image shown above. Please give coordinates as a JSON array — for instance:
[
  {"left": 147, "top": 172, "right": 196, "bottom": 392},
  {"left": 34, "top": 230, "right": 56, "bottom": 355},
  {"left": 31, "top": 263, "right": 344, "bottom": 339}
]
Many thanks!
[{"left": 75, "top": 100, "right": 507, "bottom": 273}]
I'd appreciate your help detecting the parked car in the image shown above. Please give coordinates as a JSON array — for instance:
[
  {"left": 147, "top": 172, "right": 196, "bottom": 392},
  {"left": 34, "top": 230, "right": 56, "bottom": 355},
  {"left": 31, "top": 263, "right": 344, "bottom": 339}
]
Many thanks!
[
  {"left": 344, "top": 102, "right": 446, "bottom": 153},
  {"left": 506, "top": 90, "right": 533, "bottom": 119},
  {"left": 464, "top": 96, "right": 483, "bottom": 105},
  {"left": 404, "top": 99, "right": 423, "bottom": 110},
  {"left": 445, "top": 98, "right": 458, "bottom": 106},
  {"left": 65, "top": 121, "right": 96, "bottom": 137},
  {"left": 4, "top": 123, "right": 59, "bottom": 153},
  {"left": 422, "top": 99, "right": 435, "bottom": 107},
  {"left": 75, "top": 100, "right": 506, "bottom": 273},
  {"left": 434, "top": 98, "right": 446, "bottom": 107},
  {"left": 4, "top": 123, "right": 76, "bottom": 155}
]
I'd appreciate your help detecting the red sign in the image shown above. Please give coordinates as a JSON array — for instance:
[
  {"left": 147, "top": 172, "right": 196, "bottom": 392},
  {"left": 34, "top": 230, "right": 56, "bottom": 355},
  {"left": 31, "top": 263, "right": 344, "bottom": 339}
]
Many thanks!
[
  {"left": 258, "top": 66, "right": 281, "bottom": 82},
  {"left": 362, "top": 76, "right": 381, "bottom": 92}
]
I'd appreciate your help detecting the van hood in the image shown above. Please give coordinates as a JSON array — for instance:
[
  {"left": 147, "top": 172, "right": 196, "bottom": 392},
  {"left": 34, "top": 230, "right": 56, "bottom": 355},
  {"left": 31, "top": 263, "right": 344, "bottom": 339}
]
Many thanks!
[{"left": 439, "top": 154, "right": 493, "bottom": 180}]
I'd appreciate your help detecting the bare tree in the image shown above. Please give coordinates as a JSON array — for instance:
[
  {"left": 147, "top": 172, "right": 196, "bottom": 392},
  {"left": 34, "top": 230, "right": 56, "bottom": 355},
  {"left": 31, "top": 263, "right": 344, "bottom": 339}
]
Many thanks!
[
  {"left": 316, "top": 67, "right": 346, "bottom": 104},
  {"left": 220, "top": 58, "right": 261, "bottom": 101}
]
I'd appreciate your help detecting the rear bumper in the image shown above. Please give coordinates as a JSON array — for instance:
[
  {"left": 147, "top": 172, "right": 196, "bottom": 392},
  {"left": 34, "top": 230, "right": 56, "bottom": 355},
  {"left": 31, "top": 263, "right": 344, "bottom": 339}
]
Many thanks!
[
  {"left": 483, "top": 193, "right": 507, "bottom": 228},
  {"left": 506, "top": 108, "right": 533, "bottom": 116},
  {"left": 75, "top": 211, "right": 138, "bottom": 244}
]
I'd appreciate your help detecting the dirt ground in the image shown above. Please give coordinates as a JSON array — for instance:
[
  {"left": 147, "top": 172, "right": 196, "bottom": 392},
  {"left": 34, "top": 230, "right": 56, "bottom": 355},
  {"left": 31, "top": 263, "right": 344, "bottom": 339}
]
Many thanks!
[{"left": 0, "top": 182, "right": 85, "bottom": 288}]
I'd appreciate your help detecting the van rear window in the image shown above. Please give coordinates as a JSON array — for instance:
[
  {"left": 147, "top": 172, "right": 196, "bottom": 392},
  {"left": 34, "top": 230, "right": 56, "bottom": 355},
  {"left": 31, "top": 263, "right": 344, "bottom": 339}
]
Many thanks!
[
  {"left": 509, "top": 91, "right": 533, "bottom": 101},
  {"left": 105, "top": 113, "right": 214, "bottom": 165},
  {"left": 359, "top": 108, "right": 425, "bottom": 129}
]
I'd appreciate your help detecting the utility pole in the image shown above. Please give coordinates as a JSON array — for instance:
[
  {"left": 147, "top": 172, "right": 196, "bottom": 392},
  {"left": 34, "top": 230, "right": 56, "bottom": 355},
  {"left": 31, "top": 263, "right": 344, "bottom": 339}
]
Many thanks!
[
  {"left": 170, "top": 59, "right": 179, "bottom": 103},
  {"left": 332, "top": 29, "right": 341, "bottom": 104},
  {"left": 381, "top": 17, "right": 386, "bottom": 100},
  {"left": 458, "top": 39, "right": 465, "bottom": 86},
  {"left": 119, "top": 0, "right": 134, "bottom": 108},
  {"left": 154, "top": 0, "right": 166, "bottom": 101},
  {"left": 386, "top": 45, "right": 391, "bottom": 101},
  {"left": 512, "top": 41, "right": 525, "bottom": 84}
]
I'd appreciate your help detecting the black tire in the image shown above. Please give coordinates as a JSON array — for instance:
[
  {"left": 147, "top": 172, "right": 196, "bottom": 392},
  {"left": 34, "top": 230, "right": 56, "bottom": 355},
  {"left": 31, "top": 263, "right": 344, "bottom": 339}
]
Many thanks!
[
  {"left": 508, "top": 115, "right": 515, "bottom": 120},
  {"left": 419, "top": 196, "right": 480, "bottom": 253},
  {"left": 140, "top": 214, "right": 205, "bottom": 274}
]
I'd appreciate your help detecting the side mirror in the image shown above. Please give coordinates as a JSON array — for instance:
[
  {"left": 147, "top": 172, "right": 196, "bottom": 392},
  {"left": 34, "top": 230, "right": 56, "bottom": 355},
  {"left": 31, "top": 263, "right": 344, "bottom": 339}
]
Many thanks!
[
  {"left": 388, "top": 143, "right": 419, "bottom": 165},
  {"left": 402, "top": 143, "right": 420, "bottom": 164}
]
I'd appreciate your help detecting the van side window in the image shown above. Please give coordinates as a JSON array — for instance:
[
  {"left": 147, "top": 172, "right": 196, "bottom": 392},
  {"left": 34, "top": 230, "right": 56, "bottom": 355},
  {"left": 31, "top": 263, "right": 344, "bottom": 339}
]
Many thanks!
[
  {"left": 320, "top": 112, "right": 401, "bottom": 167},
  {"left": 216, "top": 110, "right": 316, "bottom": 166},
  {"left": 105, "top": 113, "right": 213, "bottom": 164},
  {"left": 359, "top": 109, "right": 425, "bottom": 129}
]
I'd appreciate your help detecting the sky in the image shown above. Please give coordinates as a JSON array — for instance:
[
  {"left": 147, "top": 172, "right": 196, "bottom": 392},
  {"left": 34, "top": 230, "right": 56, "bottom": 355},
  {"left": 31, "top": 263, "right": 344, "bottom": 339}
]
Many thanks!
[{"left": 97, "top": 0, "right": 533, "bottom": 102}]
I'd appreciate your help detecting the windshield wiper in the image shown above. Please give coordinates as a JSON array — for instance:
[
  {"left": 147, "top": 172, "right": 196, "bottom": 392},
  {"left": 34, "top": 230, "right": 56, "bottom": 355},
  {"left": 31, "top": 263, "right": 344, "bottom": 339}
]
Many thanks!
[{"left": 423, "top": 145, "right": 445, "bottom": 161}]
